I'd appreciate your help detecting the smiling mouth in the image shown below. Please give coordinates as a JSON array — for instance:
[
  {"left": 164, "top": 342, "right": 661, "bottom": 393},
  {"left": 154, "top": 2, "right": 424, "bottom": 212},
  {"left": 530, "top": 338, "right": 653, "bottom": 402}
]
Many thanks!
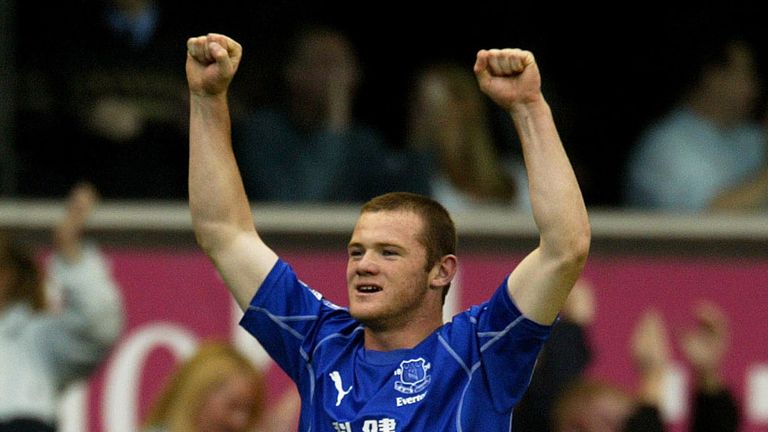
[{"left": 356, "top": 285, "right": 382, "bottom": 293}]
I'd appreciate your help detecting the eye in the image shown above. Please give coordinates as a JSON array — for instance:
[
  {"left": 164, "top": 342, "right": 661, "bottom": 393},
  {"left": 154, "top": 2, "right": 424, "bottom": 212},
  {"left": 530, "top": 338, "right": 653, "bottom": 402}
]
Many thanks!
[
  {"left": 348, "top": 248, "right": 363, "bottom": 258},
  {"left": 382, "top": 249, "right": 398, "bottom": 257}
]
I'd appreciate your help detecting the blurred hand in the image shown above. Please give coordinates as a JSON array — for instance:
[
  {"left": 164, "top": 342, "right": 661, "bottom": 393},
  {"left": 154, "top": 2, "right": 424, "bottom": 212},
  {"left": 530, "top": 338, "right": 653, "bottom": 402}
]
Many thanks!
[
  {"left": 325, "top": 63, "right": 358, "bottom": 132},
  {"left": 560, "top": 277, "right": 596, "bottom": 326},
  {"left": 631, "top": 309, "right": 671, "bottom": 373},
  {"left": 54, "top": 183, "right": 99, "bottom": 263},
  {"left": 680, "top": 301, "right": 729, "bottom": 393},
  {"left": 631, "top": 309, "right": 671, "bottom": 406}
]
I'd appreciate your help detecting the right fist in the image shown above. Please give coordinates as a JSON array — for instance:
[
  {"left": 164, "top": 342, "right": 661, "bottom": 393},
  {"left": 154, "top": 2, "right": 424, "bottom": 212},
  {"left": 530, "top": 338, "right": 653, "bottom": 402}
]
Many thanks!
[{"left": 186, "top": 33, "right": 242, "bottom": 96}]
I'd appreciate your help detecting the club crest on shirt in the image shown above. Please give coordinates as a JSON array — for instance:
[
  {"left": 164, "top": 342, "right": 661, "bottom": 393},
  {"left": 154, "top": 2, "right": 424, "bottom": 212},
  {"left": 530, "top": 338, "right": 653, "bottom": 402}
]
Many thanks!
[{"left": 394, "top": 358, "right": 431, "bottom": 394}]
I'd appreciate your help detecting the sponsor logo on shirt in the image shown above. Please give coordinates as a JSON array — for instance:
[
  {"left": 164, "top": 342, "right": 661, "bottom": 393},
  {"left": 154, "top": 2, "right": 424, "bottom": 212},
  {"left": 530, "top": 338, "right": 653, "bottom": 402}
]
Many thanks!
[{"left": 396, "top": 391, "right": 427, "bottom": 407}]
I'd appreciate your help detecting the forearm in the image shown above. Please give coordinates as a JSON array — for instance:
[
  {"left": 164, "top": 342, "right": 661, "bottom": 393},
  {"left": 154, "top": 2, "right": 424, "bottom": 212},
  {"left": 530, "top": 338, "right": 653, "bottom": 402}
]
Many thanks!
[
  {"left": 189, "top": 93, "right": 278, "bottom": 308},
  {"left": 189, "top": 94, "right": 255, "bottom": 251},
  {"left": 504, "top": 99, "right": 590, "bottom": 323},
  {"left": 511, "top": 99, "right": 590, "bottom": 267}
]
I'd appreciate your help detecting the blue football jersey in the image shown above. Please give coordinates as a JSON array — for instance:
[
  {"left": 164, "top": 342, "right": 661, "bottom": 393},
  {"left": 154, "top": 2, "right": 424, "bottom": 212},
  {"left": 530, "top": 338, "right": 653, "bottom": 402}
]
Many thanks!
[{"left": 240, "top": 259, "right": 551, "bottom": 432}]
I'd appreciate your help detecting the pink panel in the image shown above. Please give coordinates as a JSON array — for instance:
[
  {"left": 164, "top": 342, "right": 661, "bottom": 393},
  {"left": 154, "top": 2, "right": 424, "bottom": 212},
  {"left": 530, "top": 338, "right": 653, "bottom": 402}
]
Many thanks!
[{"left": 63, "top": 248, "right": 767, "bottom": 431}]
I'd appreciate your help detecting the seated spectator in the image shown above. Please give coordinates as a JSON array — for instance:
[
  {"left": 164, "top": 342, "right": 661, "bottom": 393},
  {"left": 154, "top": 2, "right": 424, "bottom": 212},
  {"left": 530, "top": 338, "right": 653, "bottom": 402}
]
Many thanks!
[
  {"left": 233, "top": 25, "right": 421, "bottom": 203},
  {"left": 624, "top": 35, "right": 767, "bottom": 212},
  {"left": 143, "top": 341, "right": 299, "bottom": 432},
  {"left": 551, "top": 303, "right": 739, "bottom": 432},
  {"left": 406, "top": 62, "right": 528, "bottom": 212},
  {"left": 0, "top": 183, "right": 124, "bottom": 431},
  {"left": 15, "top": 0, "right": 189, "bottom": 199}
]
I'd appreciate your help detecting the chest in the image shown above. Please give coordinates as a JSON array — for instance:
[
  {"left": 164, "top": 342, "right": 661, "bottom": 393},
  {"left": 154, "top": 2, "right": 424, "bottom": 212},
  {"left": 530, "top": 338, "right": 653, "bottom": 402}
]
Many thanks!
[{"left": 305, "top": 347, "right": 475, "bottom": 432}]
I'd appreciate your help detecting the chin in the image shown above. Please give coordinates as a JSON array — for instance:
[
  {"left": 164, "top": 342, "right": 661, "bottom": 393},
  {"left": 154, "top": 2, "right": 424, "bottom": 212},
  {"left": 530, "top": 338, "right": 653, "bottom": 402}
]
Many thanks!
[{"left": 349, "top": 306, "right": 385, "bottom": 328}]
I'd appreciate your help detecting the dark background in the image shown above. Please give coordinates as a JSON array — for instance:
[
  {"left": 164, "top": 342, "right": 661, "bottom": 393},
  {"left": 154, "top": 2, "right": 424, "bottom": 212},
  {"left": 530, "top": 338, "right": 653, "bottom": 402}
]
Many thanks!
[{"left": 11, "top": 2, "right": 768, "bottom": 207}]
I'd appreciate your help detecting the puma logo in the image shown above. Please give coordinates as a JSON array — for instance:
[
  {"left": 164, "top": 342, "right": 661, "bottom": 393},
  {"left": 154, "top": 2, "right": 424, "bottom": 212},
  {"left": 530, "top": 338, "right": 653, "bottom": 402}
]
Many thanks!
[{"left": 329, "top": 371, "right": 353, "bottom": 406}]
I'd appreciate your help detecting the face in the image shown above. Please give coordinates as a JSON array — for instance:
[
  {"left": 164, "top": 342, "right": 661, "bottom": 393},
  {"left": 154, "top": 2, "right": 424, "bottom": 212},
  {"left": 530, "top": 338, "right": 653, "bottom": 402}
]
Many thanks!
[
  {"left": 286, "top": 32, "right": 360, "bottom": 99},
  {"left": 706, "top": 42, "right": 760, "bottom": 119},
  {"left": 346, "top": 210, "right": 441, "bottom": 330},
  {"left": 195, "top": 372, "right": 258, "bottom": 432},
  {"left": 578, "top": 392, "right": 634, "bottom": 432}
]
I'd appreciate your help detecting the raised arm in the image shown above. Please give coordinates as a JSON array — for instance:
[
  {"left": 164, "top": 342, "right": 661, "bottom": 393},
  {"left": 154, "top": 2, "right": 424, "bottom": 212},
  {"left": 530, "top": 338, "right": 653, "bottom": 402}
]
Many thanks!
[
  {"left": 45, "top": 183, "right": 124, "bottom": 382},
  {"left": 474, "top": 49, "right": 590, "bottom": 324},
  {"left": 186, "top": 33, "right": 278, "bottom": 309}
]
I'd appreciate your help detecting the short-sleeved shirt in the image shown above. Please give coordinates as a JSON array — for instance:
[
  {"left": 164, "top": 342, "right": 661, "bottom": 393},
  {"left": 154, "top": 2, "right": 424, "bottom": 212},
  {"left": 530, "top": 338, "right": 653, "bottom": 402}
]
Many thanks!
[{"left": 240, "top": 259, "right": 551, "bottom": 432}]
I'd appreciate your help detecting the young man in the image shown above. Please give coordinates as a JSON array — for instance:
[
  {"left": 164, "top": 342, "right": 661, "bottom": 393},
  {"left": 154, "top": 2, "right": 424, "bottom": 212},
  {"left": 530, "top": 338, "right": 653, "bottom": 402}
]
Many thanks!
[{"left": 186, "top": 33, "right": 590, "bottom": 431}]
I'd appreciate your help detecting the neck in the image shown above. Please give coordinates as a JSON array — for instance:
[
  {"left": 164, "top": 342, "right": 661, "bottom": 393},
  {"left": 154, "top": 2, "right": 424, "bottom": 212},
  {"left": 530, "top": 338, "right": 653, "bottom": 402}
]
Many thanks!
[{"left": 363, "top": 315, "right": 442, "bottom": 351}]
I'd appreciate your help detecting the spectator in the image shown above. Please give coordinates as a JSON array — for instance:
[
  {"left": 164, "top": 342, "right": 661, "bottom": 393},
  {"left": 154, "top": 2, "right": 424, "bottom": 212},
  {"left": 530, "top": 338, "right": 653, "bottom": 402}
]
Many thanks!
[
  {"left": 143, "top": 341, "right": 300, "bottom": 432},
  {"left": 15, "top": 0, "right": 189, "bottom": 199},
  {"left": 233, "top": 25, "right": 421, "bottom": 203},
  {"left": 406, "top": 62, "right": 528, "bottom": 212},
  {"left": 624, "top": 36, "right": 767, "bottom": 212},
  {"left": 0, "top": 183, "right": 124, "bottom": 431},
  {"left": 551, "top": 304, "right": 739, "bottom": 432}
]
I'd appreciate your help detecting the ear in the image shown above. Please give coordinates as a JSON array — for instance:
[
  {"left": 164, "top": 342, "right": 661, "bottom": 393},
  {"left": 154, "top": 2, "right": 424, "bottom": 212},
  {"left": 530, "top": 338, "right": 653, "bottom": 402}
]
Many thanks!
[{"left": 429, "top": 254, "right": 458, "bottom": 289}]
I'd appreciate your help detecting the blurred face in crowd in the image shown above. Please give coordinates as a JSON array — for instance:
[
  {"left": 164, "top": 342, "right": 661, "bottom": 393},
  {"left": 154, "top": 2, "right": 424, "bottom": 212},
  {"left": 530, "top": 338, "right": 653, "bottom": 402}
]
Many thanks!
[
  {"left": 554, "top": 381, "right": 635, "bottom": 432},
  {"left": 195, "top": 371, "right": 260, "bottom": 432},
  {"left": 284, "top": 29, "right": 361, "bottom": 103},
  {"left": 702, "top": 41, "right": 760, "bottom": 122},
  {"left": 576, "top": 391, "right": 634, "bottom": 432}
]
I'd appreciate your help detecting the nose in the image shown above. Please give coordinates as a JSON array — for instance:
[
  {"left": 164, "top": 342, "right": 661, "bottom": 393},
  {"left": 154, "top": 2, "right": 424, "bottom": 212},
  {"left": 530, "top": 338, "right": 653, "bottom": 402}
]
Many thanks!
[{"left": 355, "top": 251, "right": 379, "bottom": 276}]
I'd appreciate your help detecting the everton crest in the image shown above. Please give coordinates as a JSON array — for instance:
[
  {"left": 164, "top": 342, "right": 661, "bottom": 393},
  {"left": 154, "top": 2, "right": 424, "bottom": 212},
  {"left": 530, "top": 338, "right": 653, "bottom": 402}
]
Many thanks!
[{"left": 394, "top": 358, "right": 431, "bottom": 394}]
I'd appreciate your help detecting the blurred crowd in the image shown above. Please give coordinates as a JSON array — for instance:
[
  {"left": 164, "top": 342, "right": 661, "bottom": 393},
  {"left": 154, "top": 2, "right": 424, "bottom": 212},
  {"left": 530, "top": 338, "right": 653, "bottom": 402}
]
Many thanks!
[
  {"left": 1, "top": 2, "right": 765, "bottom": 211},
  {"left": 1, "top": 5, "right": 761, "bottom": 429}
]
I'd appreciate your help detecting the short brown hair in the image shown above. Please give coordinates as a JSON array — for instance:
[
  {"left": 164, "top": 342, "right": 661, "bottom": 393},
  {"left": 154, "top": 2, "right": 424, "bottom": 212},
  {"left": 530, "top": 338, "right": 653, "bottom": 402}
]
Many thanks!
[
  {"left": 361, "top": 192, "right": 457, "bottom": 300},
  {"left": 0, "top": 233, "right": 46, "bottom": 311}
]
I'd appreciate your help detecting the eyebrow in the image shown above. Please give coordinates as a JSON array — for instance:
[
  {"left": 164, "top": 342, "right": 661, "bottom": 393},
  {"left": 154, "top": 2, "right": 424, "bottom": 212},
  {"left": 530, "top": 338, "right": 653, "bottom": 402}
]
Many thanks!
[{"left": 347, "top": 242, "right": 405, "bottom": 250}]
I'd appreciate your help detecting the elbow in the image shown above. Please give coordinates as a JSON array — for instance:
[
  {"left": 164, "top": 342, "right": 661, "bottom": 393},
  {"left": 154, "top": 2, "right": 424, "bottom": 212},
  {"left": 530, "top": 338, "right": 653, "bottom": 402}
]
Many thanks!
[
  {"left": 567, "top": 222, "right": 591, "bottom": 272},
  {"left": 192, "top": 220, "right": 229, "bottom": 256},
  {"left": 193, "top": 226, "right": 216, "bottom": 254},
  {"left": 547, "top": 221, "right": 591, "bottom": 273},
  {"left": 192, "top": 215, "right": 253, "bottom": 257},
  {"left": 572, "top": 227, "right": 591, "bottom": 272}
]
